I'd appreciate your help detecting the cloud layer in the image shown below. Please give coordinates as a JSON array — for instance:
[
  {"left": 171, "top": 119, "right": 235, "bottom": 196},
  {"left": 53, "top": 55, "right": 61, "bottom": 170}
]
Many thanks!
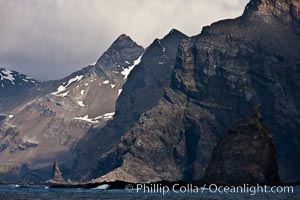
[{"left": 0, "top": 0, "right": 249, "bottom": 80}]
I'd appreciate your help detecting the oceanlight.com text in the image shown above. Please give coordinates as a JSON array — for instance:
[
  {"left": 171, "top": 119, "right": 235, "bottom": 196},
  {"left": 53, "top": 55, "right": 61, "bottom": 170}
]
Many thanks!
[{"left": 125, "top": 183, "right": 293, "bottom": 196}]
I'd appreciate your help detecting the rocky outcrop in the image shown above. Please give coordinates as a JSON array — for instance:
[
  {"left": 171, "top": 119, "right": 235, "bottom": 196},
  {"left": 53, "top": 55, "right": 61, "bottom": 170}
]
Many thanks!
[
  {"left": 48, "top": 161, "right": 65, "bottom": 184},
  {"left": 92, "top": 0, "right": 300, "bottom": 183},
  {"left": 204, "top": 109, "right": 280, "bottom": 184},
  {"left": 72, "top": 29, "right": 188, "bottom": 181},
  {"left": 243, "top": 0, "right": 300, "bottom": 36},
  {"left": 0, "top": 127, "right": 38, "bottom": 153}
]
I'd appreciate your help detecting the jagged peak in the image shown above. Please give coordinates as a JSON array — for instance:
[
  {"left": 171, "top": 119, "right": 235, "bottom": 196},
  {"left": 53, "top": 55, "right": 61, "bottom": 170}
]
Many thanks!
[
  {"left": 163, "top": 28, "right": 187, "bottom": 39},
  {"left": 92, "top": 35, "right": 141, "bottom": 64},
  {"left": 0, "top": 67, "right": 20, "bottom": 74},
  {"left": 95, "top": 33, "right": 144, "bottom": 65},
  {"left": 104, "top": 33, "right": 144, "bottom": 51},
  {"left": 112, "top": 33, "right": 142, "bottom": 47},
  {"left": 168, "top": 28, "right": 183, "bottom": 35},
  {"left": 0, "top": 67, "right": 39, "bottom": 86},
  {"left": 150, "top": 29, "right": 187, "bottom": 46},
  {"left": 115, "top": 33, "right": 131, "bottom": 41}
]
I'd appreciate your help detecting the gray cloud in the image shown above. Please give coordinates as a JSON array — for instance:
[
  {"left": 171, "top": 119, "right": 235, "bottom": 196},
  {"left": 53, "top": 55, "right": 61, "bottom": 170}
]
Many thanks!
[{"left": 0, "top": 0, "right": 249, "bottom": 80}]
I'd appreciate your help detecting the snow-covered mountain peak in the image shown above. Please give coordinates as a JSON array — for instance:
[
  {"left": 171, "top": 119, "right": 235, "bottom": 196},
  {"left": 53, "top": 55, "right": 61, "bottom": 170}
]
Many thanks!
[{"left": 0, "top": 67, "right": 38, "bottom": 88}]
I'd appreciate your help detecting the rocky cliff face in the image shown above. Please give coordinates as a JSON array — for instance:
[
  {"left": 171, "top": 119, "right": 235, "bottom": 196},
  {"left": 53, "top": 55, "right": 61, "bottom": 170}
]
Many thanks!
[
  {"left": 0, "top": 35, "right": 144, "bottom": 182},
  {"left": 204, "top": 110, "right": 279, "bottom": 184},
  {"left": 91, "top": 0, "right": 300, "bottom": 183},
  {"left": 72, "top": 29, "right": 188, "bottom": 181}
]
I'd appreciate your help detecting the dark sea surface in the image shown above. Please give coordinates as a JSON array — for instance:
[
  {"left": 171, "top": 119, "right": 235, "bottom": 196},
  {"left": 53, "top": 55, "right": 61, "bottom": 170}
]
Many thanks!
[{"left": 0, "top": 185, "right": 299, "bottom": 200}]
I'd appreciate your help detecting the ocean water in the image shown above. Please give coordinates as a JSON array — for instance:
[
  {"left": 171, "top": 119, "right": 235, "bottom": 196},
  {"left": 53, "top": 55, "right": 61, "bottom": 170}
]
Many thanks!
[{"left": 0, "top": 185, "right": 299, "bottom": 200}]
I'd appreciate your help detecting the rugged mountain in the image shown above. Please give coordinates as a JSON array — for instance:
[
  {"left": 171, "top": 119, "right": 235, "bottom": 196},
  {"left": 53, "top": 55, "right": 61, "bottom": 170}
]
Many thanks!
[
  {"left": 86, "top": 0, "right": 300, "bottom": 183},
  {"left": 0, "top": 67, "right": 40, "bottom": 112},
  {"left": 0, "top": 35, "right": 144, "bottom": 182},
  {"left": 71, "top": 29, "right": 188, "bottom": 181},
  {"left": 204, "top": 109, "right": 279, "bottom": 184},
  {"left": 116, "top": 29, "right": 188, "bottom": 122}
]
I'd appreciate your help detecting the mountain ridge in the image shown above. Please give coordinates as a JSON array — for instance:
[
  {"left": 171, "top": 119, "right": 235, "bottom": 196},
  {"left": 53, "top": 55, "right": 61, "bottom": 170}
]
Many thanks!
[
  {"left": 86, "top": 0, "right": 300, "bottom": 183},
  {"left": 71, "top": 29, "right": 188, "bottom": 181},
  {"left": 0, "top": 0, "right": 299, "bottom": 184}
]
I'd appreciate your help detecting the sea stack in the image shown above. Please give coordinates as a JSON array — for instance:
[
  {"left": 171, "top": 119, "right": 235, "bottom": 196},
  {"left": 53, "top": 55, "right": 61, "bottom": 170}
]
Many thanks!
[{"left": 48, "top": 161, "right": 65, "bottom": 184}]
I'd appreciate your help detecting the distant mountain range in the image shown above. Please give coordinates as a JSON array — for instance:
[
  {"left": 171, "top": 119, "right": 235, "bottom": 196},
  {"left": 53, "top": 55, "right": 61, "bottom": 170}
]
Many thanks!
[
  {"left": 0, "top": 0, "right": 300, "bottom": 185},
  {"left": 0, "top": 68, "right": 38, "bottom": 89},
  {"left": 0, "top": 67, "right": 41, "bottom": 113}
]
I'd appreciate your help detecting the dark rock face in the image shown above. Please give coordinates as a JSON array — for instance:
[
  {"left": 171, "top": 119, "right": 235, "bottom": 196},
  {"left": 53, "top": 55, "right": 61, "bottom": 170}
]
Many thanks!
[
  {"left": 72, "top": 29, "right": 188, "bottom": 181},
  {"left": 92, "top": 0, "right": 300, "bottom": 183},
  {"left": 204, "top": 110, "right": 279, "bottom": 184},
  {"left": 116, "top": 29, "right": 188, "bottom": 126},
  {"left": 48, "top": 161, "right": 65, "bottom": 183}
]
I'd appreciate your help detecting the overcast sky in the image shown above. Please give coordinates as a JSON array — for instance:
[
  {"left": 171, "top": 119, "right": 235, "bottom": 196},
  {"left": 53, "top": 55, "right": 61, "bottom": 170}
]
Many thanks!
[{"left": 0, "top": 0, "right": 249, "bottom": 80}]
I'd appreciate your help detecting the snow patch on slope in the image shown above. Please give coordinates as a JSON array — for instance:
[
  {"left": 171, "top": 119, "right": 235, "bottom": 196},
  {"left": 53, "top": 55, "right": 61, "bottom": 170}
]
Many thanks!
[
  {"left": 121, "top": 54, "right": 143, "bottom": 80},
  {"left": 1, "top": 69, "right": 15, "bottom": 83},
  {"left": 56, "top": 91, "right": 69, "bottom": 97},
  {"left": 118, "top": 89, "right": 122, "bottom": 96},
  {"left": 74, "top": 112, "right": 115, "bottom": 123},
  {"left": 52, "top": 75, "right": 83, "bottom": 96},
  {"left": 103, "top": 80, "right": 109, "bottom": 84},
  {"left": 89, "top": 61, "right": 97, "bottom": 66},
  {"left": 94, "top": 112, "right": 115, "bottom": 120},
  {"left": 52, "top": 86, "right": 66, "bottom": 95},
  {"left": 74, "top": 115, "right": 98, "bottom": 123},
  {"left": 77, "top": 101, "right": 85, "bottom": 107},
  {"left": 65, "top": 75, "right": 84, "bottom": 88}
]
